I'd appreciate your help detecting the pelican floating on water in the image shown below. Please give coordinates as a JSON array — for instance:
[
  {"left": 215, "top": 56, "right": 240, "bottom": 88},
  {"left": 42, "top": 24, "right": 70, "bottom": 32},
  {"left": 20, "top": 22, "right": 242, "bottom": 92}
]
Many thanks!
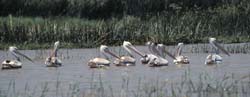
[
  {"left": 45, "top": 41, "right": 62, "bottom": 67},
  {"left": 173, "top": 43, "right": 190, "bottom": 64},
  {"left": 88, "top": 45, "right": 112, "bottom": 68},
  {"left": 205, "top": 38, "right": 230, "bottom": 65},
  {"left": 113, "top": 41, "right": 136, "bottom": 66},
  {"left": 2, "top": 46, "right": 33, "bottom": 69},
  {"left": 146, "top": 42, "right": 169, "bottom": 67},
  {"left": 123, "top": 41, "right": 168, "bottom": 67}
]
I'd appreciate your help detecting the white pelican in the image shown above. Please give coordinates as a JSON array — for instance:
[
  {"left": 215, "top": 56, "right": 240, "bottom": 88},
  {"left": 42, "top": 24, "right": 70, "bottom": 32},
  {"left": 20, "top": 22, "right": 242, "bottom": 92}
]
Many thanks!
[
  {"left": 45, "top": 41, "right": 62, "bottom": 67},
  {"left": 113, "top": 41, "right": 136, "bottom": 66},
  {"left": 205, "top": 38, "right": 230, "bottom": 65},
  {"left": 147, "top": 42, "right": 169, "bottom": 67},
  {"left": 88, "top": 45, "right": 113, "bottom": 68},
  {"left": 173, "top": 43, "right": 190, "bottom": 64},
  {"left": 2, "top": 46, "right": 33, "bottom": 69},
  {"left": 124, "top": 41, "right": 168, "bottom": 67}
]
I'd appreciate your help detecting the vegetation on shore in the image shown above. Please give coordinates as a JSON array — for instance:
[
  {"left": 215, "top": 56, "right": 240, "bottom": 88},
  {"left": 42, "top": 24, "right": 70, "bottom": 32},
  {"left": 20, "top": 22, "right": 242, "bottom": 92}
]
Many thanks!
[{"left": 0, "top": 0, "right": 250, "bottom": 49}]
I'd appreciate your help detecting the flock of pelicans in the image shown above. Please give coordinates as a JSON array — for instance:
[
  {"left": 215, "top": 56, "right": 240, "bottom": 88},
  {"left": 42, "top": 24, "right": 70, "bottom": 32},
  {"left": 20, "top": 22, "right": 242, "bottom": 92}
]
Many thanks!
[{"left": 1, "top": 38, "right": 230, "bottom": 69}]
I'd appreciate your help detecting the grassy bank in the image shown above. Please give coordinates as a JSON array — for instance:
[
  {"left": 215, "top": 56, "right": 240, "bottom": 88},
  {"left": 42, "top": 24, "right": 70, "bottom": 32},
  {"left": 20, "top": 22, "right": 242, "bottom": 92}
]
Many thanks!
[
  {"left": 1, "top": 0, "right": 250, "bottom": 49},
  {"left": 1, "top": 13, "right": 250, "bottom": 50}
]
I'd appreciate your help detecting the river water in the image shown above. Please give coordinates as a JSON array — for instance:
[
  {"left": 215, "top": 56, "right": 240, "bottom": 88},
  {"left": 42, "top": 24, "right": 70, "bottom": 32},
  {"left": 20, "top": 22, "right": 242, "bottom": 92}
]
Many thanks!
[{"left": 0, "top": 46, "right": 249, "bottom": 97}]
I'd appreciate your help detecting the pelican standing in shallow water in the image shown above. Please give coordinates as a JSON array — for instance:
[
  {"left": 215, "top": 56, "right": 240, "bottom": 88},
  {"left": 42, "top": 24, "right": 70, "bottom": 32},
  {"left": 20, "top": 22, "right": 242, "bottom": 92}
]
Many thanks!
[
  {"left": 88, "top": 45, "right": 113, "bottom": 68},
  {"left": 2, "top": 46, "right": 33, "bottom": 69},
  {"left": 173, "top": 43, "right": 190, "bottom": 64},
  {"left": 45, "top": 41, "right": 62, "bottom": 67},
  {"left": 113, "top": 41, "right": 136, "bottom": 66},
  {"left": 205, "top": 38, "right": 230, "bottom": 65}
]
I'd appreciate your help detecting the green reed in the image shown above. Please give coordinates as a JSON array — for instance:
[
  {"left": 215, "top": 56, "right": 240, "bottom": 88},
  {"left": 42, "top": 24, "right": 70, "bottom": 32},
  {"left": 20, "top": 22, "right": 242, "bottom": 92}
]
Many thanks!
[{"left": 0, "top": 0, "right": 250, "bottom": 49}]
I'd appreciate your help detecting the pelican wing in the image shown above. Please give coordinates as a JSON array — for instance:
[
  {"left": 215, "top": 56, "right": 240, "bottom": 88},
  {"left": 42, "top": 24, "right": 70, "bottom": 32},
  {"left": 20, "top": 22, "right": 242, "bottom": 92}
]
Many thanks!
[
  {"left": 213, "top": 42, "right": 230, "bottom": 56},
  {"left": 93, "top": 58, "right": 110, "bottom": 64},
  {"left": 121, "top": 56, "right": 136, "bottom": 63}
]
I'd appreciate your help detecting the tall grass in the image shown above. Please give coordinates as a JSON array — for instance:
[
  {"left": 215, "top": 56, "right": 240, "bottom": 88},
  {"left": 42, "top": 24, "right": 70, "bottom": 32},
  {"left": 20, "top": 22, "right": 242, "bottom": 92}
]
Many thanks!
[
  {"left": 1, "top": 11, "right": 250, "bottom": 49},
  {"left": 0, "top": 0, "right": 250, "bottom": 49}
]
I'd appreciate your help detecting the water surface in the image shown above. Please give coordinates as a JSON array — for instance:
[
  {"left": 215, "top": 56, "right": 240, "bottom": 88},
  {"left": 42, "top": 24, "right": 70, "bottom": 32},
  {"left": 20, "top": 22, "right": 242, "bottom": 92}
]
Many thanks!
[{"left": 0, "top": 46, "right": 249, "bottom": 96}]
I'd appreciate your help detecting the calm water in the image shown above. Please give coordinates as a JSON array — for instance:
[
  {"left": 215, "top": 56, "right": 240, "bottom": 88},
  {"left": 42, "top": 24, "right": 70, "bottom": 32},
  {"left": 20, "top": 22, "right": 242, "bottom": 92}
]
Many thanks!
[{"left": 0, "top": 46, "right": 249, "bottom": 96}]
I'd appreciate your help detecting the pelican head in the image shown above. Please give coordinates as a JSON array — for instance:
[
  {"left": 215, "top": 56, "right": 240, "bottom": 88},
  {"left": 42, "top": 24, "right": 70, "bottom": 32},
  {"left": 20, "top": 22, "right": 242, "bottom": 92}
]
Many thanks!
[
  {"left": 122, "top": 41, "right": 145, "bottom": 57},
  {"left": 146, "top": 41, "right": 152, "bottom": 46},
  {"left": 177, "top": 43, "right": 184, "bottom": 47},
  {"left": 123, "top": 41, "right": 132, "bottom": 46},
  {"left": 123, "top": 41, "right": 134, "bottom": 56},
  {"left": 9, "top": 46, "right": 17, "bottom": 52},
  {"left": 157, "top": 44, "right": 164, "bottom": 50},
  {"left": 100, "top": 45, "right": 109, "bottom": 53},
  {"left": 100, "top": 45, "right": 120, "bottom": 59},
  {"left": 146, "top": 41, "right": 159, "bottom": 55},
  {"left": 156, "top": 44, "right": 165, "bottom": 57},
  {"left": 176, "top": 42, "right": 184, "bottom": 56},
  {"left": 209, "top": 38, "right": 216, "bottom": 43},
  {"left": 209, "top": 37, "right": 230, "bottom": 56},
  {"left": 146, "top": 41, "right": 153, "bottom": 52},
  {"left": 9, "top": 46, "right": 33, "bottom": 62},
  {"left": 54, "top": 41, "right": 60, "bottom": 50}
]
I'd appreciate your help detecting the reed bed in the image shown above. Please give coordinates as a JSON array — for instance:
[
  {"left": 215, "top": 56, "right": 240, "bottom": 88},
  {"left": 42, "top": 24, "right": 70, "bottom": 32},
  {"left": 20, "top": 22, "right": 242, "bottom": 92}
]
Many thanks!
[
  {"left": 0, "top": 0, "right": 250, "bottom": 50},
  {"left": 0, "top": 71, "right": 249, "bottom": 97},
  {"left": 1, "top": 13, "right": 250, "bottom": 50}
]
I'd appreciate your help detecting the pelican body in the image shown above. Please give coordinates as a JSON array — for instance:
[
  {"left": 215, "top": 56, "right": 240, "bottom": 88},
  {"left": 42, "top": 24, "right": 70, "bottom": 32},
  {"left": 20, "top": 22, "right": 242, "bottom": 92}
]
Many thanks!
[
  {"left": 205, "top": 54, "right": 222, "bottom": 65},
  {"left": 173, "top": 43, "right": 189, "bottom": 64},
  {"left": 205, "top": 38, "right": 230, "bottom": 65},
  {"left": 88, "top": 45, "right": 111, "bottom": 68},
  {"left": 2, "top": 46, "right": 33, "bottom": 69},
  {"left": 114, "top": 41, "right": 136, "bottom": 66},
  {"left": 113, "top": 56, "right": 136, "bottom": 66},
  {"left": 2, "top": 60, "right": 22, "bottom": 69},
  {"left": 88, "top": 57, "right": 110, "bottom": 68},
  {"left": 147, "top": 54, "right": 168, "bottom": 67},
  {"left": 45, "top": 41, "right": 62, "bottom": 67}
]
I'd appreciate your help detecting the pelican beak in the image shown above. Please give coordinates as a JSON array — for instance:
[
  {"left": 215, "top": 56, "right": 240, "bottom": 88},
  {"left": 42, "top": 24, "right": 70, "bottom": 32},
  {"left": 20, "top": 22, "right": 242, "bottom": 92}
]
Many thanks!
[
  {"left": 105, "top": 49, "right": 120, "bottom": 59},
  {"left": 161, "top": 46, "right": 177, "bottom": 60},
  {"left": 151, "top": 43, "right": 161, "bottom": 56},
  {"left": 126, "top": 44, "right": 145, "bottom": 57},
  {"left": 213, "top": 41, "right": 230, "bottom": 56},
  {"left": 14, "top": 50, "right": 34, "bottom": 62}
]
